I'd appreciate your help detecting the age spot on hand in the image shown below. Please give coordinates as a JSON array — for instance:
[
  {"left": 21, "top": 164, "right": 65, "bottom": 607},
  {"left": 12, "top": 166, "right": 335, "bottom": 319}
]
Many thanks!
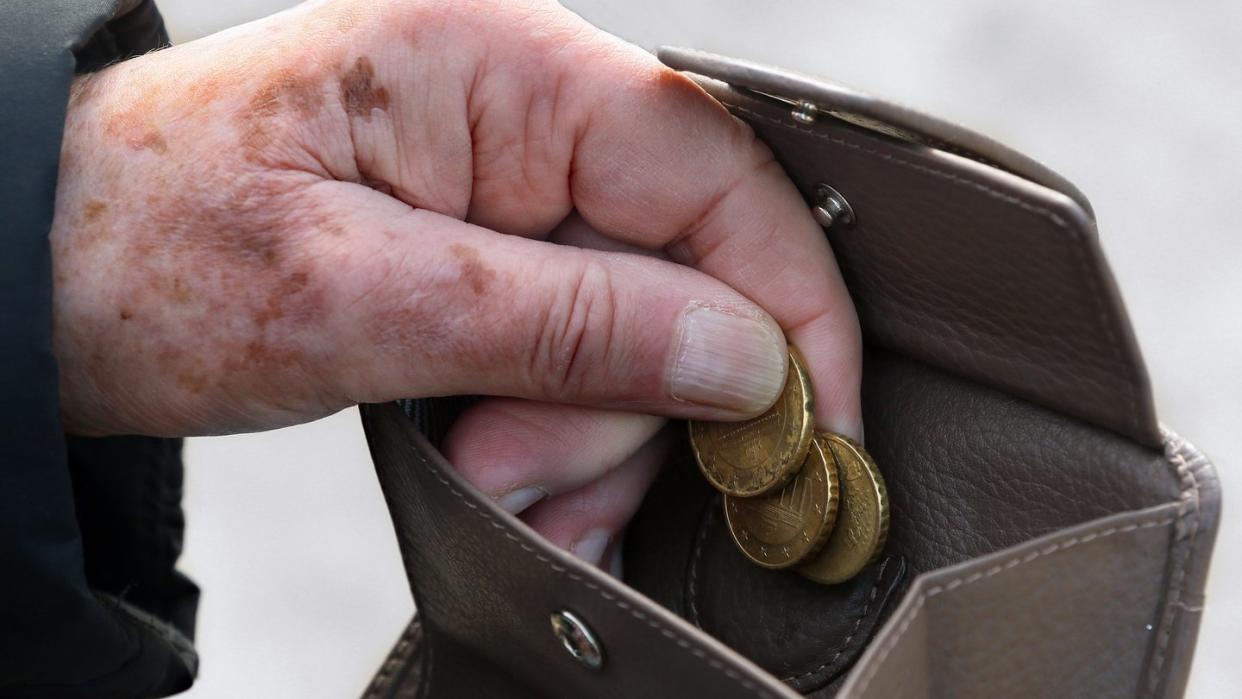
[
  {"left": 171, "top": 277, "right": 192, "bottom": 304},
  {"left": 240, "top": 339, "right": 305, "bottom": 371},
  {"left": 449, "top": 243, "right": 496, "bottom": 295},
  {"left": 131, "top": 130, "right": 168, "bottom": 154},
  {"left": 340, "top": 57, "right": 390, "bottom": 118},
  {"left": 83, "top": 200, "right": 107, "bottom": 222},
  {"left": 177, "top": 371, "right": 210, "bottom": 395},
  {"left": 251, "top": 270, "right": 310, "bottom": 327},
  {"left": 250, "top": 69, "right": 326, "bottom": 120},
  {"left": 103, "top": 88, "right": 171, "bottom": 155},
  {"left": 239, "top": 68, "right": 326, "bottom": 157},
  {"left": 230, "top": 226, "right": 281, "bottom": 268}
]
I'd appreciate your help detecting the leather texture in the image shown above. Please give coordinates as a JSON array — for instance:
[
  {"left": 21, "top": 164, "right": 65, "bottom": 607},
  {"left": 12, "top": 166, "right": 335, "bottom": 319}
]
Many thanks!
[
  {"left": 361, "top": 402, "right": 799, "bottom": 699},
  {"left": 364, "top": 619, "right": 426, "bottom": 699},
  {"left": 622, "top": 350, "right": 1183, "bottom": 694},
  {"left": 1143, "top": 431, "right": 1221, "bottom": 699},
  {"left": 840, "top": 503, "right": 1182, "bottom": 698},
  {"left": 684, "top": 72, "right": 1160, "bottom": 448},
  {"left": 360, "top": 396, "right": 1217, "bottom": 699},
  {"left": 624, "top": 447, "right": 908, "bottom": 693},
  {"left": 657, "top": 47, "right": 1095, "bottom": 216},
  {"left": 856, "top": 352, "right": 1180, "bottom": 576},
  {"left": 358, "top": 50, "right": 1220, "bottom": 699},
  {"left": 688, "top": 522, "right": 906, "bottom": 692}
]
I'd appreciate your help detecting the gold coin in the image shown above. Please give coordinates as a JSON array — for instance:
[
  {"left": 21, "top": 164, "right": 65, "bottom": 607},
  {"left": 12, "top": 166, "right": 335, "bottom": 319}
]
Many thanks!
[
  {"left": 797, "top": 433, "right": 890, "bottom": 584},
  {"left": 723, "top": 436, "right": 839, "bottom": 569},
  {"left": 689, "top": 348, "right": 814, "bottom": 497}
]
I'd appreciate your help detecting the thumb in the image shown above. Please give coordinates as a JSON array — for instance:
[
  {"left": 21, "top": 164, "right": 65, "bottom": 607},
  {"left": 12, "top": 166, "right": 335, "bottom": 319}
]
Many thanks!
[{"left": 311, "top": 183, "right": 788, "bottom": 419}]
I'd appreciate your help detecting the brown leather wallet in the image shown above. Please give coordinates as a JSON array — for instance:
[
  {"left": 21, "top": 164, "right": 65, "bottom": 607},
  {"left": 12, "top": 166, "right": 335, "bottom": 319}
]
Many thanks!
[{"left": 357, "top": 49, "right": 1220, "bottom": 698}]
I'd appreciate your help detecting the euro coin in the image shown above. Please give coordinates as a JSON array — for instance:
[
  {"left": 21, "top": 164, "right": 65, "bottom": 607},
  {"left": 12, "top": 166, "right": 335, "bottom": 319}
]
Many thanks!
[
  {"left": 690, "top": 348, "right": 814, "bottom": 497},
  {"left": 723, "top": 436, "right": 839, "bottom": 569},
  {"left": 797, "top": 433, "right": 889, "bottom": 584}
]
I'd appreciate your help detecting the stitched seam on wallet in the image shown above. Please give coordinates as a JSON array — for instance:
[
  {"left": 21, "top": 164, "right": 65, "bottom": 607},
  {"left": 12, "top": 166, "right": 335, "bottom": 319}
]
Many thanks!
[
  {"left": 851, "top": 514, "right": 1176, "bottom": 696},
  {"left": 1144, "top": 433, "right": 1203, "bottom": 696},
  {"left": 725, "top": 103, "right": 1142, "bottom": 438},
  {"left": 783, "top": 558, "right": 891, "bottom": 685},
  {"left": 399, "top": 429, "right": 779, "bottom": 699},
  {"left": 364, "top": 620, "right": 422, "bottom": 698}
]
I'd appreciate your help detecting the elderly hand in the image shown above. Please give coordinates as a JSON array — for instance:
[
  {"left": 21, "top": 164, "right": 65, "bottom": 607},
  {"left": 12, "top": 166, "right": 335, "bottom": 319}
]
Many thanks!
[{"left": 51, "top": 0, "right": 860, "bottom": 572}]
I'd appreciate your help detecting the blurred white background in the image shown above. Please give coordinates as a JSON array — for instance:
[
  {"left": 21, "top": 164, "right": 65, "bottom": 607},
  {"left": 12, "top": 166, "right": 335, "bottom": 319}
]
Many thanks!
[{"left": 159, "top": 1, "right": 1241, "bottom": 696}]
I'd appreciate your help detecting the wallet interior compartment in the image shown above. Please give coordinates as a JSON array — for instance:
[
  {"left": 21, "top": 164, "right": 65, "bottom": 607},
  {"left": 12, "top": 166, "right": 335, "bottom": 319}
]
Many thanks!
[
  {"left": 402, "top": 343, "right": 1181, "bottom": 695},
  {"left": 623, "top": 348, "right": 1181, "bottom": 695}
]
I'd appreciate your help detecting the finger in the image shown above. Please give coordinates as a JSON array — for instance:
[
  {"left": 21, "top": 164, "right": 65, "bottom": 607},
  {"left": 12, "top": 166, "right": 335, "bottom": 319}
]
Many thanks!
[
  {"left": 568, "top": 55, "right": 863, "bottom": 439},
  {"left": 442, "top": 396, "right": 664, "bottom": 513},
  {"left": 547, "top": 210, "right": 666, "bottom": 259},
  {"left": 456, "top": 8, "right": 862, "bottom": 437},
  {"left": 308, "top": 182, "right": 788, "bottom": 419},
  {"left": 520, "top": 426, "right": 671, "bottom": 572}
]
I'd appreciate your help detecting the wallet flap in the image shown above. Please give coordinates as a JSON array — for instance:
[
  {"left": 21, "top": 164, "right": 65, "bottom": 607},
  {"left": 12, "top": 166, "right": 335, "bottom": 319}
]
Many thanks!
[
  {"left": 659, "top": 49, "right": 1161, "bottom": 446},
  {"left": 658, "top": 47, "right": 1092, "bottom": 215}
]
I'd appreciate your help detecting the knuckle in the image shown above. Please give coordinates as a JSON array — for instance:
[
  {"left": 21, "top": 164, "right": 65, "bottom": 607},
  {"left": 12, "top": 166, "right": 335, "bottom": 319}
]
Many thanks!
[{"left": 531, "top": 257, "right": 617, "bottom": 399}]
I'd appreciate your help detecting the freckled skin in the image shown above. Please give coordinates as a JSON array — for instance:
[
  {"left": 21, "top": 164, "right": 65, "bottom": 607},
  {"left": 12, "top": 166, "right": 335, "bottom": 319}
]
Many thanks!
[
  {"left": 339, "top": 57, "right": 389, "bottom": 118},
  {"left": 50, "top": 0, "right": 605, "bottom": 436},
  {"left": 131, "top": 130, "right": 168, "bottom": 153},
  {"left": 251, "top": 271, "right": 311, "bottom": 327},
  {"left": 250, "top": 69, "right": 325, "bottom": 120},
  {"left": 83, "top": 200, "right": 107, "bottom": 222},
  {"left": 171, "top": 278, "right": 192, "bottom": 304},
  {"left": 52, "top": 37, "right": 352, "bottom": 434},
  {"left": 239, "top": 68, "right": 327, "bottom": 161},
  {"left": 177, "top": 371, "right": 211, "bottom": 395},
  {"left": 103, "top": 87, "right": 168, "bottom": 153},
  {"left": 50, "top": 0, "right": 594, "bottom": 436},
  {"left": 448, "top": 243, "right": 497, "bottom": 295},
  {"left": 48, "top": 0, "right": 843, "bottom": 444}
]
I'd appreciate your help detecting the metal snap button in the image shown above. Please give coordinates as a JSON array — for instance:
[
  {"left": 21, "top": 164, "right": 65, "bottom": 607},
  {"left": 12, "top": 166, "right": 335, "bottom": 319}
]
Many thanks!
[
  {"left": 811, "top": 183, "right": 856, "bottom": 230},
  {"left": 550, "top": 610, "right": 604, "bottom": 671},
  {"left": 792, "top": 99, "right": 819, "bottom": 124}
]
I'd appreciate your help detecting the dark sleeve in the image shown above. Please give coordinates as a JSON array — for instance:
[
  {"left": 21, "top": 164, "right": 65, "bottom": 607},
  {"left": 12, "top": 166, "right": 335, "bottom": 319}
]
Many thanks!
[{"left": 1, "top": 1, "right": 196, "bottom": 696}]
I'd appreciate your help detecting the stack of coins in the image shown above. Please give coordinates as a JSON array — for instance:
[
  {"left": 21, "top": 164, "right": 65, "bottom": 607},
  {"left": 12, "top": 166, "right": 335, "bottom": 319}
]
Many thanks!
[{"left": 689, "top": 348, "right": 889, "bottom": 584}]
